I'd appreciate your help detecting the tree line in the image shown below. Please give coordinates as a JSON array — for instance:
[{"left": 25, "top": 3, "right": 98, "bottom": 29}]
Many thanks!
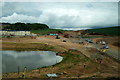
[{"left": 2, "top": 22, "right": 49, "bottom": 31}]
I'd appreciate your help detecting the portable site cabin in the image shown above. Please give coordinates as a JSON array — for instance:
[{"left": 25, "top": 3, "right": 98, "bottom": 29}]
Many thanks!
[{"left": 49, "top": 33, "right": 58, "bottom": 36}]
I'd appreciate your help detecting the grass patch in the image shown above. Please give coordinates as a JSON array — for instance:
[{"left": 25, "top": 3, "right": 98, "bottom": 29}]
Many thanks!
[
  {"left": 54, "top": 51, "right": 90, "bottom": 68},
  {"left": 31, "top": 28, "right": 65, "bottom": 35},
  {"left": 2, "top": 42, "right": 55, "bottom": 51},
  {"left": 80, "top": 57, "right": 90, "bottom": 62},
  {"left": 61, "top": 51, "right": 74, "bottom": 63},
  {"left": 86, "top": 26, "right": 120, "bottom": 36}
]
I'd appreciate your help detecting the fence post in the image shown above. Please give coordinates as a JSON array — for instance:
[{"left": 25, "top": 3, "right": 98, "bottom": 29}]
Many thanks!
[{"left": 18, "top": 65, "right": 20, "bottom": 74}]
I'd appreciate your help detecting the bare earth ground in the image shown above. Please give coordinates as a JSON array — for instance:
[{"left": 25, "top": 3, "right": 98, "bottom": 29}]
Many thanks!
[{"left": 1, "top": 35, "right": 120, "bottom": 79}]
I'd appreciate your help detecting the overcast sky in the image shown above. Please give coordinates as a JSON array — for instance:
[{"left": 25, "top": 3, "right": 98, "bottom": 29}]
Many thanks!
[{"left": 0, "top": 2, "right": 118, "bottom": 30}]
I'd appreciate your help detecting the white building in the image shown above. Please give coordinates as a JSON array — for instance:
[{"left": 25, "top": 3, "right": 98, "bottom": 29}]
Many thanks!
[{"left": 0, "top": 31, "right": 31, "bottom": 36}]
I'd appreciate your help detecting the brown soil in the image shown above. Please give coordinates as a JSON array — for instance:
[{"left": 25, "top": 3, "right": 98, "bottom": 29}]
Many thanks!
[
  {"left": 112, "top": 42, "right": 120, "bottom": 47},
  {"left": 1, "top": 36, "right": 120, "bottom": 79}
]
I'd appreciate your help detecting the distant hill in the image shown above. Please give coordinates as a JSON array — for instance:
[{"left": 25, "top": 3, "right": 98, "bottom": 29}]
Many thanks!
[
  {"left": 1, "top": 22, "right": 49, "bottom": 31},
  {"left": 86, "top": 26, "right": 120, "bottom": 36},
  {"left": 0, "top": 23, "right": 10, "bottom": 30}
]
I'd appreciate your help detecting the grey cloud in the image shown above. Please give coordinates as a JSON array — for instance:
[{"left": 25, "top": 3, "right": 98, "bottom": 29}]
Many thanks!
[
  {"left": 0, "top": 2, "right": 118, "bottom": 29},
  {"left": 0, "top": 13, "right": 37, "bottom": 23},
  {"left": 1, "top": 2, "right": 42, "bottom": 17}
]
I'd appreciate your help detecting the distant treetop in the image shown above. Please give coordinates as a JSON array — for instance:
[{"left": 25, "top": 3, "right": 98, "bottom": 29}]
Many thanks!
[{"left": 2, "top": 22, "right": 49, "bottom": 31}]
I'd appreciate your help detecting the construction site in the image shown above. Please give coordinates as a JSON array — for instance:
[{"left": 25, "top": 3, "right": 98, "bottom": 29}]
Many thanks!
[
  {"left": 0, "top": 1, "right": 120, "bottom": 80},
  {"left": 1, "top": 29, "right": 120, "bottom": 79}
]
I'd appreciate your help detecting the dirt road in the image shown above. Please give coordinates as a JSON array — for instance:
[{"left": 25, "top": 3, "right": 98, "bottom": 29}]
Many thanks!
[{"left": 87, "top": 37, "right": 120, "bottom": 62}]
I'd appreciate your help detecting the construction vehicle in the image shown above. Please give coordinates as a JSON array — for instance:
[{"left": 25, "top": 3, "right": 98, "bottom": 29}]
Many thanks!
[{"left": 101, "top": 48, "right": 107, "bottom": 53}]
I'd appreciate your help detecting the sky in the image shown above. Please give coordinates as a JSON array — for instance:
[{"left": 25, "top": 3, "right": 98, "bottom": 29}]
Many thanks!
[{"left": 0, "top": 1, "right": 119, "bottom": 30}]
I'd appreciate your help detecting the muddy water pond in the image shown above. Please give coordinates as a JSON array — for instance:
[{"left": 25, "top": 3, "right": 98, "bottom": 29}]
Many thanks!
[{"left": 1, "top": 51, "right": 63, "bottom": 73}]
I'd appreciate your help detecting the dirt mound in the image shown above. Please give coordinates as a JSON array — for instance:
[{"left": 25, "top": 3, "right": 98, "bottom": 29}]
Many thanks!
[{"left": 112, "top": 42, "right": 120, "bottom": 47}]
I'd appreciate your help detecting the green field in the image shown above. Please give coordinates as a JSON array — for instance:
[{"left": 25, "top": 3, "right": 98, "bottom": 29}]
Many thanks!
[
  {"left": 31, "top": 29, "right": 65, "bottom": 35},
  {"left": 86, "top": 26, "right": 120, "bottom": 36}
]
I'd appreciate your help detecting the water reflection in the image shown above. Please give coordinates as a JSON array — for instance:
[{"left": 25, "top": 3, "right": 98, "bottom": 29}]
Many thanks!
[{"left": 1, "top": 51, "right": 63, "bottom": 73}]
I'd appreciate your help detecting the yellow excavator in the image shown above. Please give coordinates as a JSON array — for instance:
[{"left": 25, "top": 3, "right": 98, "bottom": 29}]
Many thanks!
[{"left": 101, "top": 48, "right": 107, "bottom": 53}]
